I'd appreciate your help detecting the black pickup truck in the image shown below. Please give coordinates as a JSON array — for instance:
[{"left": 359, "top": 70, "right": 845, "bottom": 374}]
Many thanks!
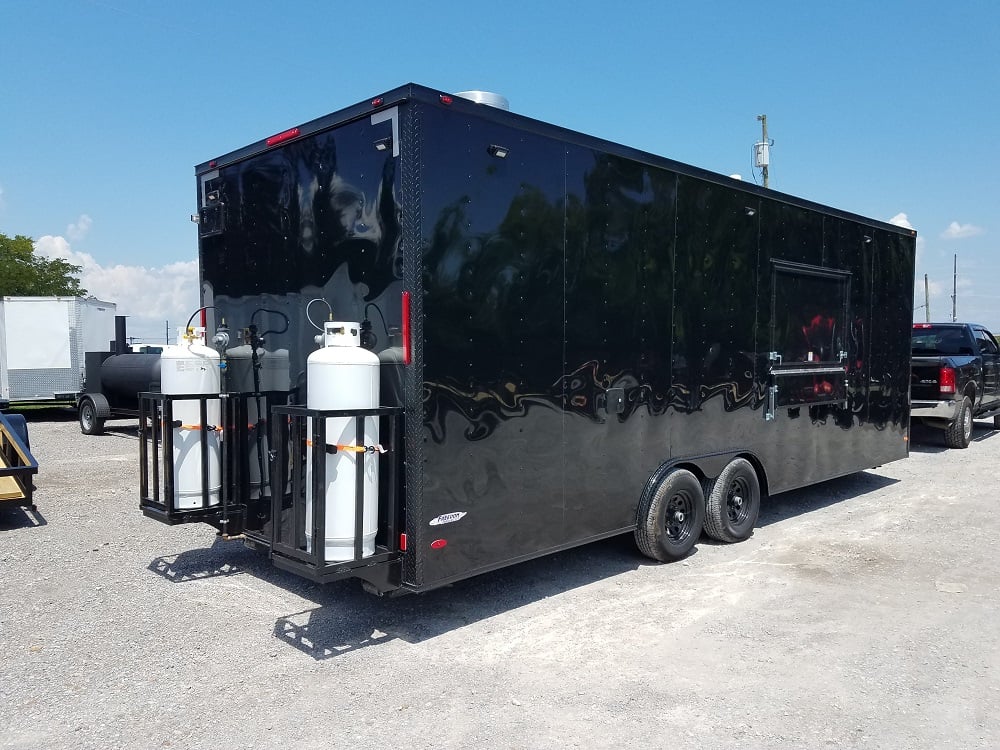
[{"left": 910, "top": 322, "right": 1000, "bottom": 448}]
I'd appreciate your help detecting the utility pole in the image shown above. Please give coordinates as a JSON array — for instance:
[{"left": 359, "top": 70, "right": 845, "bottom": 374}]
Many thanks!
[
  {"left": 756, "top": 114, "right": 770, "bottom": 188},
  {"left": 924, "top": 274, "right": 930, "bottom": 323},
  {"left": 951, "top": 254, "right": 957, "bottom": 322}
]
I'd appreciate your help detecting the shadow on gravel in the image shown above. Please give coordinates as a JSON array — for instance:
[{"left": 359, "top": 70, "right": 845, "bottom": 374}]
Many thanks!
[
  {"left": 755, "top": 470, "right": 899, "bottom": 529},
  {"left": 908, "top": 420, "right": 998, "bottom": 453},
  {"left": 0, "top": 504, "right": 47, "bottom": 529},
  {"left": 269, "top": 534, "right": 646, "bottom": 659},
  {"left": 147, "top": 533, "right": 646, "bottom": 659}
]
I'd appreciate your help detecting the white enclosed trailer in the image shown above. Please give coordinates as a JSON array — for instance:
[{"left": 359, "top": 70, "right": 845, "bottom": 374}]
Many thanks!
[{"left": 0, "top": 296, "right": 116, "bottom": 404}]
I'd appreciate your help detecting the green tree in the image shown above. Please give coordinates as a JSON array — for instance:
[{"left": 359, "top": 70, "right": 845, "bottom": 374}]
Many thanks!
[{"left": 0, "top": 233, "right": 86, "bottom": 296}]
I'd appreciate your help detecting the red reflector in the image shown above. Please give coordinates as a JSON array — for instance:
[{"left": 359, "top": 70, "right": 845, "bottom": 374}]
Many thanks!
[
  {"left": 430, "top": 539, "right": 447, "bottom": 549},
  {"left": 266, "top": 127, "right": 300, "bottom": 147},
  {"left": 439, "top": 94, "right": 453, "bottom": 105},
  {"left": 913, "top": 323, "right": 932, "bottom": 329},
  {"left": 401, "top": 290, "right": 412, "bottom": 366},
  {"left": 372, "top": 97, "right": 384, "bottom": 107},
  {"left": 399, "top": 533, "right": 407, "bottom": 552},
  {"left": 939, "top": 366, "right": 956, "bottom": 394}
]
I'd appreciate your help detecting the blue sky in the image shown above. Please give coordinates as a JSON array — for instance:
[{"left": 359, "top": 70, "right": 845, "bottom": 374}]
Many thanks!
[{"left": 2, "top": 0, "right": 998, "bottom": 340}]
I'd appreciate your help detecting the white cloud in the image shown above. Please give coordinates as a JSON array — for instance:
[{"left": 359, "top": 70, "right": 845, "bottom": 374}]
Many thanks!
[
  {"left": 941, "top": 221, "right": 984, "bottom": 240},
  {"left": 66, "top": 214, "right": 93, "bottom": 242},
  {"left": 34, "top": 235, "right": 199, "bottom": 341},
  {"left": 888, "top": 212, "right": 914, "bottom": 230}
]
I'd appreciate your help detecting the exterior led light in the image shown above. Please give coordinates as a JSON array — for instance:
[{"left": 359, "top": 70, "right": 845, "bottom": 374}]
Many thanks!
[
  {"left": 487, "top": 144, "right": 509, "bottom": 158},
  {"left": 374, "top": 137, "right": 392, "bottom": 152}
]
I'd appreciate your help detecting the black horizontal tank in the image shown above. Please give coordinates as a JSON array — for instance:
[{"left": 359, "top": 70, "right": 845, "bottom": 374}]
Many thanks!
[{"left": 100, "top": 353, "right": 161, "bottom": 406}]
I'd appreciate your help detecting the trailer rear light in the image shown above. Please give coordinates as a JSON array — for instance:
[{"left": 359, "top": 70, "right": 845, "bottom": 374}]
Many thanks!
[
  {"left": 399, "top": 533, "right": 407, "bottom": 551},
  {"left": 266, "top": 127, "right": 300, "bottom": 147},
  {"left": 371, "top": 97, "right": 384, "bottom": 107},
  {"left": 439, "top": 94, "right": 453, "bottom": 105},
  {"left": 401, "top": 290, "right": 412, "bottom": 365},
  {"left": 913, "top": 323, "right": 932, "bottom": 329},
  {"left": 939, "top": 366, "right": 956, "bottom": 394},
  {"left": 430, "top": 539, "right": 447, "bottom": 549}
]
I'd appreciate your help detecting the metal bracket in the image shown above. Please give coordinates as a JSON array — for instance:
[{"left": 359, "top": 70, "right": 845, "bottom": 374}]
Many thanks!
[
  {"left": 766, "top": 384, "right": 778, "bottom": 421},
  {"left": 768, "top": 351, "right": 782, "bottom": 365}
]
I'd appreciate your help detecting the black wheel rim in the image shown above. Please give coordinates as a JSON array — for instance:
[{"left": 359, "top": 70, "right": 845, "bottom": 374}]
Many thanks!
[
  {"left": 664, "top": 489, "right": 696, "bottom": 543},
  {"left": 726, "top": 476, "right": 752, "bottom": 526}
]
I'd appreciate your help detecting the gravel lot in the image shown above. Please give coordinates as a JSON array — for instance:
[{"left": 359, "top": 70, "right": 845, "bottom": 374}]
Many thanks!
[{"left": 2, "top": 411, "right": 999, "bottom": 749}]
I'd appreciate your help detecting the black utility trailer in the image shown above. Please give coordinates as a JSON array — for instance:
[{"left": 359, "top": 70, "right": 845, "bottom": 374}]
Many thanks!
[{"left": 139, "top": 83, "right": 916, "bottom": 595}]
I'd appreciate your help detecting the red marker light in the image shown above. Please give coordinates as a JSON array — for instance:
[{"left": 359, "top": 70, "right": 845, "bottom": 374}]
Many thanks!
[
  {"left": 372, "top": 97, "right": 384, "bottom": 107},
  {"left": 401, "top": 290, "right": 412, "bottom": 365},
  {"left": 266, "top": 127, "right": 300, "bottom": 147},
  {"left": 913, "top": 323, "right": 932, "bottom": 329},
  {"left": 399, "top": 533, "right": 407, "bottom": 552},
  {"left": 430, "top": 539, "right": 447, "bottom": 549},
  {"left": 439, "top": 94, "right": 453, "bottom": 105},
  {"left": 209, "top": 160, "right": 218, "bottom": 168}
]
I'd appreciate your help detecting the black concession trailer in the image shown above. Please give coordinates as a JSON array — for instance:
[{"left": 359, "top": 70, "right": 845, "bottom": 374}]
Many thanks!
[{"left": 139, "top": 83, "right": 917, "bottom": 595}]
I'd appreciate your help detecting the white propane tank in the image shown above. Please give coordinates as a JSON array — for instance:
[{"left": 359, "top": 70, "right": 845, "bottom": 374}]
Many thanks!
[
  {"left": 305, "top": 321, "right": 380, "bottom": 561},
  {"left": 160, "top": 327, "right": 222, "bottom": 509}
]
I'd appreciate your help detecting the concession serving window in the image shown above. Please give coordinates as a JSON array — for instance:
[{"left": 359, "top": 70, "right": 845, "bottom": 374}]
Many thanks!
[{"left": 766, "top": 260, "right": 851, "bottom": 419}]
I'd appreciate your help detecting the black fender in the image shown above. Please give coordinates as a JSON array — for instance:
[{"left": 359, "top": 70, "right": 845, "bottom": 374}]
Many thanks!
[{"left": 79, "top": 392, "right": 111, "bottom": 418}]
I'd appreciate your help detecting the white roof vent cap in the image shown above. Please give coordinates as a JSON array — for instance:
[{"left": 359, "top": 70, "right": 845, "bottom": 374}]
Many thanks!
[{"left": 455, "top": 90, "right": 510, "bottom": 110}]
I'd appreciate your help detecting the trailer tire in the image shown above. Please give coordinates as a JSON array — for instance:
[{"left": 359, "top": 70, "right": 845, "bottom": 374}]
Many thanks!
[
  {"left": 702, "top": 458, "right": 760, "bottom": 543},
  {"left": 635, "top": 468, "right": 705, "bottom": 562},
  {"left": 78, "top": 397, "right": 105, "bottom": 436},
  {"left": 944, "top": 397, "right": 973, "bottom": 449}
]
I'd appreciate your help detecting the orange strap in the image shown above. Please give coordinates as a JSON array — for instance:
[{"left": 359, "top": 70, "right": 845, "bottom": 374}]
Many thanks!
[
  {"left": 166, "top": 420, "right": 221, "bottom": 432},
  {"left": 304, "top": 439, "right": 387, "bottom": 455}
]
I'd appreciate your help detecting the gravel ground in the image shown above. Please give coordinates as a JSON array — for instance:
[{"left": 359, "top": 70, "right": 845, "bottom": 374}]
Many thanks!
[{"left": 2, "top": 411, "right": 999, "bottom": 749}]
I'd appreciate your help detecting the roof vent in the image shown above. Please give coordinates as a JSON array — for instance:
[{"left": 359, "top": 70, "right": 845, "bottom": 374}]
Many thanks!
[{"left": 455, "top": 90, "right": 509, "bottom": 111}]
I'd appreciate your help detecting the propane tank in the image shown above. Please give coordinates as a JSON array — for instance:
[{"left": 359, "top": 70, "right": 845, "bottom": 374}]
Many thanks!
[
  {"left": 226, "top": 341, "right": 267, "bottom": 500},
  {"left": 160, "top": 327, "right": 221, "bottom": 509},
  {"left": 305, "top": 321, "right": 380, "bottom": 561},
  {"left": 378, "top": 326, "right": 405, "bottom": 407},
  {"left": 225, "top": 340, "right": 292, "bottom": 500}
]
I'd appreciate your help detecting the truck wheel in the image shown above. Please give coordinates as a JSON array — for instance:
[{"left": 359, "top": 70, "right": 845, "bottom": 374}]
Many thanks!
[
  {"left": 635, "top": 468, "right": 705, "bottom": 562},
  {"left": 79, "top": 397, "right": 105, "bottom": 436},
  {"left": 944, "top": 397, "right": 973, "bottom": 449},
  {"left": 702, "top": 458, "right": 761, "bottom": 543}
]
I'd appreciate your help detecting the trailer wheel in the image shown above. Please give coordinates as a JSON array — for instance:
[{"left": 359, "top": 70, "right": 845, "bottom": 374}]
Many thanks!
[
  {"left": 702, "top": 458, "right": 760, "bottom": 543},
  {"left": 944, "top": 397, "right": 973, "bottom": 449},
  {"left": 635, "top": 468, "right": 705, "bottom": 562},
  {"left": 78, "top": 397, "right": 105, "bottom": 436}
]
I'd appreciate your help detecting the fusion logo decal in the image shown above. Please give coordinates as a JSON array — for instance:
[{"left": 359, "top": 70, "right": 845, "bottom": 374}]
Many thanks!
[{"left": 429, "top": 512, "right": 467, "bottom": 526}]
